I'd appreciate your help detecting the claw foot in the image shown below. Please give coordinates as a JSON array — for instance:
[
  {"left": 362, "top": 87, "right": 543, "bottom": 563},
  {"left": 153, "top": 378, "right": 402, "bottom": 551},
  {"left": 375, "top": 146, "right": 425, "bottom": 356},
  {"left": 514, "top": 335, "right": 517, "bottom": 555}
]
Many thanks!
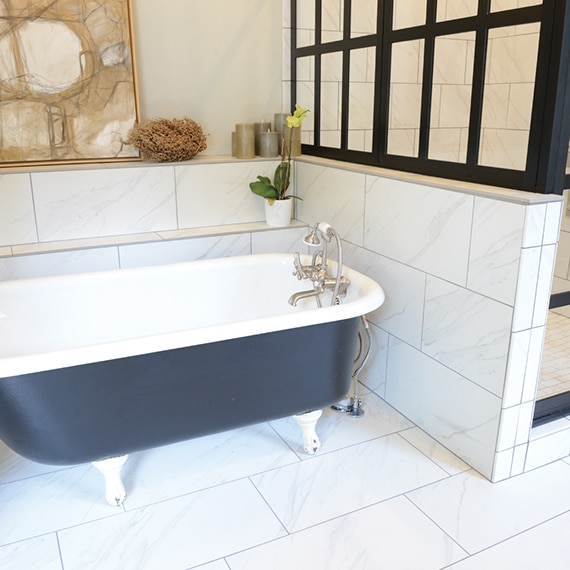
[
  {"left": 293, "top": 409, "right": 323, "bottom": 454},
  {"left": 92, "top": 455, "right": 128, "bottom": 506}
]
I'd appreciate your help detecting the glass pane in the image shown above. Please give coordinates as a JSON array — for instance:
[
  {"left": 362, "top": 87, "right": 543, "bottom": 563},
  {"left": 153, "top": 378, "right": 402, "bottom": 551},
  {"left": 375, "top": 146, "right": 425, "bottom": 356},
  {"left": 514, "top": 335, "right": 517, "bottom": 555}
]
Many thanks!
[
  {"left": 322, "top": 0, "right": 344, "bottom": 43},
  {"left": 436, "top": 0, "right": 478, "bottom": 21},
  {"left": 429, "top": 32, "right": 475, "bottom": 163},
  {"left": 351, "top": 0, "right": 377, "bottom": 38},
  {"left": 479, "top": 24, "right": 540, "bottom": 170},
  {"left": 296, "top": 56, "right": 315, "bottom": 145},
  {"left": 320, "top": 52, "right": 343, "bottom": 148},
  {"left": 297, "top": 0, "right": 316, "bottom": 48},
  {"left": 387, "top": 39, "right": 424, "bottom": 157},
  {"left": 491, "top": 0, "right": 542, "bottom": 12},
  {"left": 348, "top": 47, "right": 376, "bottom": 152},
  {"left": 393, "top": 0, "right": 426, "bottom": 30}
]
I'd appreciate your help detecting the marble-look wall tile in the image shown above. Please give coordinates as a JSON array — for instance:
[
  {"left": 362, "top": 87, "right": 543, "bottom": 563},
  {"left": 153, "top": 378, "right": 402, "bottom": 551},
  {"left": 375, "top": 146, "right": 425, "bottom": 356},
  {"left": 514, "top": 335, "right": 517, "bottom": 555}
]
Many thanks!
[
  {"left": 515, "top": 401, "right": 535, "bottom": 446},
  {"left": 521, "top": 325, "right": 545, "bottom": 403},
  {"left": 496, "top": 405, "right": 521, "bottom": 452},
  {"left": 503, "top": 329, "right": 531, "bottom": 407},
  {"left": 351, "top": 0, "right": 377, "bottom": 35},
  {"left": 118, "top": 234, "right": 251, "bottom": 269},
  {"left": 365, "top": 176, "right": 473, "bottom": 285},
  {"left": 385, "top": 337, "right": 501, "bottom": 479},
  {"left": 437, "top": 0, "right": 478, "bottom": 20},
  {"left": 543, "top": 201, "right": 562, "bottom": 245},
  {"left": 479, "top": 128, "right": 529, "bottom": 171},
  {"left": 512, "top": 246, "right": 541, "bottom": 331},
  {"left": 0, "top": 248, "right": 119, "bottom": 281},
  {"left": 523, "top": 203, "right": 546, "bottom": 247},
  {"left": 467, "top": 197, "right": 525, "bottom": 305},
  {"left": 0, "top": 174, "right": 37, "bottom": 247},
  {"left": 492, "top": 447, "right": 515, "bottom": 481},
  {"left": 532, "top": 244, "right": 556, "bottom": 327},
  {"left": 433, "top": 36, "right": 471, "bottom": 85},
  {"left": 391, "top": 40, "right": 423, "bottom": 84},
  {"left": 176, "top": 162, "right": 274, "bottom": 229},
  {"left": 32, "top": 167, "right": 177, "bottom": 241},
  {"left": 511, "top": 443, "right": 528, "bottom": 477},
  {"left": 251, "top": 227, "right": 308, "bottom": 253},
  {"left": 343, "top": 242, "right": 426, "bottom": 348},
  {"left": 296, "top": 162, "right": 365, "bottom": 246},
  {"left": 423, "top": 277, "right": 512, "bottom": 396},
  {"left": 393, "top": 0, "right": 426, "bottom": 29}
]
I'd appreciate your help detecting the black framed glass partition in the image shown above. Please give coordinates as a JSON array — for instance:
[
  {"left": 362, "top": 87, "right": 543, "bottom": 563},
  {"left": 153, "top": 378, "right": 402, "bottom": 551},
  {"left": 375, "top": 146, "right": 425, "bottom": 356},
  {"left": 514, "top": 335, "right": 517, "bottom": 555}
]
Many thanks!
[{"left": 291, "top": 0, "right": 570, "bottom": 195}]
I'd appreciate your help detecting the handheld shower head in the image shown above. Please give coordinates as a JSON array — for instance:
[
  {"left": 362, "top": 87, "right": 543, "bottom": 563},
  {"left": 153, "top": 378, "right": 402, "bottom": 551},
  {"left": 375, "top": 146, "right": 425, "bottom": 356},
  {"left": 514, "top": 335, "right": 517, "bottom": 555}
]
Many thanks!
[{"left": 303, "top": 226, "right": 322, "bottom": 246}]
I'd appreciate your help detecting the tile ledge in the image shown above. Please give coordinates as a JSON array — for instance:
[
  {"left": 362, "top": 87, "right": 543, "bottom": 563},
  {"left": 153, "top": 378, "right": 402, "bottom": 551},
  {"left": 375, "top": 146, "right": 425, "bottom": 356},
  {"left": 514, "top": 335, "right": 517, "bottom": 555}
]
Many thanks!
[
  {"left": 296, "top": 156, "right": 564, "bottom": 206},
  {"left": 3, "top": 221, "right": 307, "bottom": 258}
]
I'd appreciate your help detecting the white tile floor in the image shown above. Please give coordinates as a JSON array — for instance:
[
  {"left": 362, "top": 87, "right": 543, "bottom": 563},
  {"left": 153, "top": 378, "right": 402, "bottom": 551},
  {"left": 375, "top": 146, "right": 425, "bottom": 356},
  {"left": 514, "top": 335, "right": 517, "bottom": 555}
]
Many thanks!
[{"left": 2, "top": 390, "right": 570, "bottom": 570}]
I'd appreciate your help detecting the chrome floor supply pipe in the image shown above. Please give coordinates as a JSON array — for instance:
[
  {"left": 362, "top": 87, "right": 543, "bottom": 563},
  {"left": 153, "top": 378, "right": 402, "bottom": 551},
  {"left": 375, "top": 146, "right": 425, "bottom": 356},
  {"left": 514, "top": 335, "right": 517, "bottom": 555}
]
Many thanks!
[{"left": 331, "top": 315, "right": 372, "bottom": 418}]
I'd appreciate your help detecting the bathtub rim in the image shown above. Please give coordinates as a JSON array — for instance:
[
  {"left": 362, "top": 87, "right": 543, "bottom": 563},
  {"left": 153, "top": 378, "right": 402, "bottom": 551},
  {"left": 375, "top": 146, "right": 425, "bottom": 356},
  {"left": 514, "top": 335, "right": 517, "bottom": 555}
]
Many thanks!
[{"left": 0, "top": 253, "right": 385, "bottom": 378}]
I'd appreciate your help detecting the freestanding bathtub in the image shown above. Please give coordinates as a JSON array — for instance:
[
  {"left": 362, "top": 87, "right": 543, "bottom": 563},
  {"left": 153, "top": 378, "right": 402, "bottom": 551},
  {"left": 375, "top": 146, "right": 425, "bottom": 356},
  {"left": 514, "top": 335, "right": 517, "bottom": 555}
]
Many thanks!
[{"left": 0, "top": 252, "right": 384, "bottom": 504}]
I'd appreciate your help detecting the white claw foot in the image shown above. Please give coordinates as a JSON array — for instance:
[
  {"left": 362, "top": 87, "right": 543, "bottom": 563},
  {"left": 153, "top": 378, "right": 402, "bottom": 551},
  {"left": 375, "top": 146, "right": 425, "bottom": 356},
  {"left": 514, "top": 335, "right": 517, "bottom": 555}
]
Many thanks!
[
  {"left": 92, "top": 455, "right": 128, "bottom": 506},
  {"left": 293, "top": 409, "right": 323, "bottom": 454}
]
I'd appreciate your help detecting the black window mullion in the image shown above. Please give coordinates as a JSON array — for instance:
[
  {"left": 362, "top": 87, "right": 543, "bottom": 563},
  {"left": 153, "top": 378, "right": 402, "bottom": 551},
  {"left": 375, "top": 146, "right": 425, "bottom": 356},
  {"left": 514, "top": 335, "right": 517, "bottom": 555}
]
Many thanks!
[
  {"left": 340, "top": 0, "right": 352, "bottom": 150},
  {"left": 376, "top": 0, "right": 392, "bottom": 162},
  {"left": 418, "top": 0, "right": 437, "bottom": 159}
]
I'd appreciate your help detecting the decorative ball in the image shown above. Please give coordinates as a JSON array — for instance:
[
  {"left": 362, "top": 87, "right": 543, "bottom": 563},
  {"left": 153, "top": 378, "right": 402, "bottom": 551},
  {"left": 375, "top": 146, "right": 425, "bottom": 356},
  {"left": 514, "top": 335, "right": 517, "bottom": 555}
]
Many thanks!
[{"left": 128, "top": 117, "right": 207, "bottom": 162}]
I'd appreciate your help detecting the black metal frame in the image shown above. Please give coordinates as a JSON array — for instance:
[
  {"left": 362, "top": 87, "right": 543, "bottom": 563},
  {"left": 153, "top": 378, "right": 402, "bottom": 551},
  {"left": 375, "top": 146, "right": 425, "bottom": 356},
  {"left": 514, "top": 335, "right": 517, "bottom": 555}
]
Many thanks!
[{"left": 292, "top": 0, "right": 570, "bottom": 195}]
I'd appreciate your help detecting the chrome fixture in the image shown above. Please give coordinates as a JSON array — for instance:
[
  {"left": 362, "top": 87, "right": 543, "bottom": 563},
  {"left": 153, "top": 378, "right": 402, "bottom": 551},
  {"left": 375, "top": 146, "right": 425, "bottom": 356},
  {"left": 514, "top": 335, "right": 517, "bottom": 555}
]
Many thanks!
[
  {"left": 331, "top": 315, "right": 372, "bottom": 418},
  {"left": 288, "top": 222, "right": 350, "bottom": 307}
]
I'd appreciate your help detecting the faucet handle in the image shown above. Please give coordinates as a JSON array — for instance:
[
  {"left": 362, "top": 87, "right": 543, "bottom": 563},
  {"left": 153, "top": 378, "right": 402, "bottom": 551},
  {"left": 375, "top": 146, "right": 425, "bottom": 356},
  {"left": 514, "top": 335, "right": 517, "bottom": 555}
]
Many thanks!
[{"left": 293, "top": 252, "right": 307, "bottom": 280}]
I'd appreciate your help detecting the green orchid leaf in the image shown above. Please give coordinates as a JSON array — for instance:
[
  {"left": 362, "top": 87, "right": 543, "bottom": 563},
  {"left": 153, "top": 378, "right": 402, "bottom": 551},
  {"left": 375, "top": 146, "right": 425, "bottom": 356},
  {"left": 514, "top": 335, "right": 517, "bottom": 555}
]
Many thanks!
[
  {"left": 249, "top": 179, "right": 279, "bottom": 200},
  {"left": 256, "top": 175, "right": 272, "bottom": 185}
]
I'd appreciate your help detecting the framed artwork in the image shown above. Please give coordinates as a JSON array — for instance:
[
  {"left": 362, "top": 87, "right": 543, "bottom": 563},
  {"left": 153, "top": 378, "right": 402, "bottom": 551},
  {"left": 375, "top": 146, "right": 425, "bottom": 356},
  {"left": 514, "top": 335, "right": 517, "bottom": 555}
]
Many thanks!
[{"left": 0, "top": 0, "right": 140, "bottom": 167}]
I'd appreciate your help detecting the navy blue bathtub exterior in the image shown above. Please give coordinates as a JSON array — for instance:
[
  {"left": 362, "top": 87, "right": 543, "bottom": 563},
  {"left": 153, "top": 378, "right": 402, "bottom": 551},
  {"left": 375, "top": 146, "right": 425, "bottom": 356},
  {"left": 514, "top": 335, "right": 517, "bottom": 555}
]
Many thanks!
[{"left": 0, "top": 318, "right": 360, "bottom": 465}]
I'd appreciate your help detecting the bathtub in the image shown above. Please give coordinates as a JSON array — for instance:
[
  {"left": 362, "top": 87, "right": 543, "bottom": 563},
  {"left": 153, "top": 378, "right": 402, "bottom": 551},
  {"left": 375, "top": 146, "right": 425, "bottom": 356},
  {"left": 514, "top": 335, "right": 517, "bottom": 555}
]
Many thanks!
[{"left": 0, "top": 252, "right": 384, "bottom": 504}]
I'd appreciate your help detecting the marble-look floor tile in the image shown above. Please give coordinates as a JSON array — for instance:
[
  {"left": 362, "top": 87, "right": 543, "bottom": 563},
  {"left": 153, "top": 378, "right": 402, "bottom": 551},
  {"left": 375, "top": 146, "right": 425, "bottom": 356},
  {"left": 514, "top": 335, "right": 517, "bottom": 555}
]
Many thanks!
[
  {"left": 270, "top": 391, "right": 414, "bottom": 457},
  {"left": 251, "top": 433, "right": 448, "bottom": 533},
  {"left": 122, "top": 424, "right": 300, "bottom": 510},
  {"left": 0, "top": 534, "right": 62, "bottom": 570},
  {"left": 406, "top": 460, "right": 570, "bottom": 555},
  {"left": 226, "top": 496, "right": 467, "bottom": 570},
  {"left": 447, "top": 511, "right": 570, "bottom": 569},
  {"left": 0, "top": 464, "right": 120, "bottom": 546},
  {"left": 58, "top": 479, "right": 286, "bottom": 570},
  {"left": 399, "top": 427, "right": 471, "bottom": 476},
  {"left": 194, "top": 561, "right": 230, "bottom": 570},
  {"left": 0, "top": 441, "right": 72, "bottom": 485}
]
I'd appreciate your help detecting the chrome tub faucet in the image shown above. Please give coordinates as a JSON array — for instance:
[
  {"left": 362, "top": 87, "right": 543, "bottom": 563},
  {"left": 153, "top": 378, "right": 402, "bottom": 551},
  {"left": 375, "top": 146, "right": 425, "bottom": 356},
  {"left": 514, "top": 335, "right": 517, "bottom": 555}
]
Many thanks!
[{"left": 289, "top": 222, "right": 350, "bottom": 307}]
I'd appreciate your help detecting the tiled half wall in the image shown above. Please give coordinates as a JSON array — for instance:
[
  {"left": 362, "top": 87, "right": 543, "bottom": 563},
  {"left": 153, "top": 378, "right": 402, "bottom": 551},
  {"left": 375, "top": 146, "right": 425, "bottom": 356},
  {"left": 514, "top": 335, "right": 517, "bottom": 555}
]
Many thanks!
[{"left": 0, "top": 157, "right": 564, "bottom": 481}]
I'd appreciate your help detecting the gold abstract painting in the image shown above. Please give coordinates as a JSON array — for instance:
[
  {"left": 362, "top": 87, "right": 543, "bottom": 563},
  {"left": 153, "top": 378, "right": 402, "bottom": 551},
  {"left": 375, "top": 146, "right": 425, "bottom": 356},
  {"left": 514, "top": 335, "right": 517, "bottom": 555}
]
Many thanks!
[{"left": 0, "top": 0, "right": 140, "bottom": 166}]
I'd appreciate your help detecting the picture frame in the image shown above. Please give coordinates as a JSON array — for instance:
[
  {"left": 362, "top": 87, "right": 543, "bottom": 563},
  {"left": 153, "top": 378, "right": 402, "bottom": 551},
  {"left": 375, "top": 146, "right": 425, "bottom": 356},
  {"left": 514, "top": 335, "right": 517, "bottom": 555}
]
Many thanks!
[{"left": 0, "top": 0, "right": 140, "bottom": 167}]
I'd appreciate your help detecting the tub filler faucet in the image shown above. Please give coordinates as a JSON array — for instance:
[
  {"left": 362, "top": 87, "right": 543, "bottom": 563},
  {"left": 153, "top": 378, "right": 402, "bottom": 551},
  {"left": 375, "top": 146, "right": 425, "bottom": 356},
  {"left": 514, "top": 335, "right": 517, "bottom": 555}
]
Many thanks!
[{"left": 289, "top": 222, "right": 350, "bottom": 307}]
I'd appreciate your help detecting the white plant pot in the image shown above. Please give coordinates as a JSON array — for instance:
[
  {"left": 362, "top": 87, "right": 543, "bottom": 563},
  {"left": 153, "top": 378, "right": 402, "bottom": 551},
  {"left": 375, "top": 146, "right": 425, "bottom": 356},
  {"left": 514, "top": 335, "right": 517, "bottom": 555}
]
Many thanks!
[{"left": 264, "top": 199, "right": 292, "bottom": 227}]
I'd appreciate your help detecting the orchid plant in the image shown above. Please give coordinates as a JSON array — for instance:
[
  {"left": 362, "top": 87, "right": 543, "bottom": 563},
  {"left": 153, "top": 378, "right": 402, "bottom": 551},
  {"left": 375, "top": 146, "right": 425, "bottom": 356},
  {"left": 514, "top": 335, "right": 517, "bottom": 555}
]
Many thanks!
[{"left": 249, "top": 105, "right": 309, "bottom": 203}]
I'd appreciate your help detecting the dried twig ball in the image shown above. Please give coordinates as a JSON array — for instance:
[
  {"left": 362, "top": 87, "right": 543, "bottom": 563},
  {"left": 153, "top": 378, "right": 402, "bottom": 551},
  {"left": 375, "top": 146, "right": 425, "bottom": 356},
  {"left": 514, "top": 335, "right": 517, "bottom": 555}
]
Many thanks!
[{"left": 128, "top": 117, "right": 207, "bottom": 162}]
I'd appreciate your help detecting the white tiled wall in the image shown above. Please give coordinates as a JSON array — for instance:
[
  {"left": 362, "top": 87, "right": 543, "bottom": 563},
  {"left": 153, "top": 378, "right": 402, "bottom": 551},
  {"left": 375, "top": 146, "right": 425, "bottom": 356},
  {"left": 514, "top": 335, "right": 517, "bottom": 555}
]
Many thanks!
[
  {"left": 0, "top": 160, "right": 306, "bottom": 280},
  {"left": 295, "top": 158, "right": 562, "bottom": 481}
]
